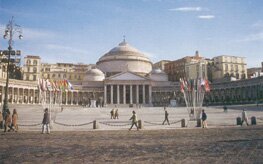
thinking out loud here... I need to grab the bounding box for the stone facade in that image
[204,76,263,105]
[0,40,177,107]
[153,60,171,71]
[164,51,203,82]
[211,55,247,81]
[23,55,41,81]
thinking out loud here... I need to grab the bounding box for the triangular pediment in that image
[108,72,149,81]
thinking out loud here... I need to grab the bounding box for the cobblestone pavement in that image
[0,126,263,163]
[6,104,263,131]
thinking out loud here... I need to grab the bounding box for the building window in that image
[33,75,36,81]
[33,60,38,65]
[47,74,50,79]
[52,74,56,78]
[26,60,31,65]
[27,67,30,72]
[33,67,37,73]
[63,74,66,78]
[26,75,29,80]
[58,74,61,78]
[225,64,228,71]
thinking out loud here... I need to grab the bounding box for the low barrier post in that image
[251,116,257,125]
[93,120,99,129]
[196,118,201,127]
[236,117,242,126]
[181,119,186,128]
[138,120,143,129]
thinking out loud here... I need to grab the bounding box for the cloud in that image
[0,24,56,41]
[198,15,215,19]
[23,27,56,41]
[142,51,160,62]
[44,44,87,55]
[235,32,263,42]
[252,20,263,28]
[169,7,203,12]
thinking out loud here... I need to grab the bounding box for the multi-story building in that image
[23,55,41,81]
[4,40,178,107]
[153,60,171,71]
[23,56,92,82]
[211,55,247,81]
[185,59,208,80]
[41,63,92,83]
[0,50,22,79]
[247,67,262,78]
[164,51,203,81]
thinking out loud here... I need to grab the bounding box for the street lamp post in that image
[2,16,23,117]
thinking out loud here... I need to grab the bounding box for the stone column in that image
[33,89,36,104]
[22,88,25,104]
[104,85,107,105]
[71,91,73,105]
[117,85,120,104]
[123,85,126,104]
[17,88,20,104]
[149,85,152,105]
[76,91,79,105]
[136,85,139,104]
[110,85,113,104]
[11,87,14,104]
[38,89,41,104]
[143,85,146,104]
[65,91,68,105]
[1,86,4,105]
[130,85,133,104]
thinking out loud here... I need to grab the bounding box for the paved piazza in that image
[4,104,263,131]
[1,105,263,163]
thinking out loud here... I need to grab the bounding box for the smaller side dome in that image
[84,68,105,81]
[149,68,168,81]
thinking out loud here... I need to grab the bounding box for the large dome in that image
[96,40,152,76]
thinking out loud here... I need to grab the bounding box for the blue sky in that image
[0,0,263,67]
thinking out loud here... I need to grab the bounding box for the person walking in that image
[0,111,3,129]
[241,109,249,126]
[4,109,12,132]
[42,108,50,134]
[11,109,18,132]
[162,107,170,125]
[129,111,139,131]
[115,109,119,119]
[110,109,115,119]
[201,109,207,128]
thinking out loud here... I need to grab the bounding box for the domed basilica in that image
[81,39,177,107]
[0,39,178,107]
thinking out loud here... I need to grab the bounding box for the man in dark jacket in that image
[162,107,170,125]
[42,108,50,134]
[201,109,207,128]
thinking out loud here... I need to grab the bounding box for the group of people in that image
[0,109,18,132]
[110,106,119,119]
[0,106,251,133]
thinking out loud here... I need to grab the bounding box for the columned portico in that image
[117,85,120,104]
[123,85,126,104]
[110,85,113,104]
[130,85,133,104]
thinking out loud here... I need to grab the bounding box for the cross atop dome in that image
[123,35,126,43]
[119,35,128,46]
